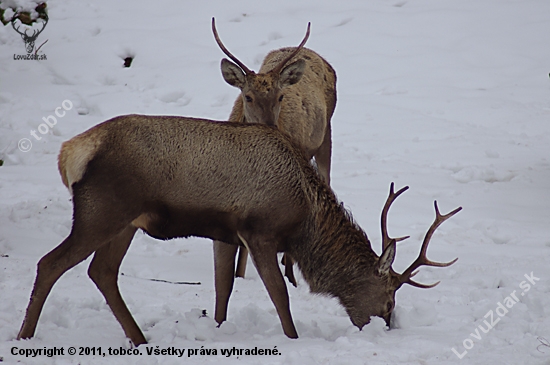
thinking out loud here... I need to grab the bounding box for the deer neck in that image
[290,181,379,298]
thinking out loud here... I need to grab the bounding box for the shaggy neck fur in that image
[288,167,380,302]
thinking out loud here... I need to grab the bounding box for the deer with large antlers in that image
[17,115,460,345]
[212,18,337,285]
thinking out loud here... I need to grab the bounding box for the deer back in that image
[58,115,312,244]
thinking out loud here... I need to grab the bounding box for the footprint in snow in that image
[158,91,191,106]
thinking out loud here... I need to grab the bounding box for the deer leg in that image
[234,246,248,278]
[282,254,297,287]
[18,187,138,341]
[17,235,91,340]
[314,121,332,185]
[213,240,238,325]
[87,225,145,345]
[17,222,128,340]
[239,232,298,338]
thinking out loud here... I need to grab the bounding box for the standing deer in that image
[212,18,337,284]
[17,115,460,346]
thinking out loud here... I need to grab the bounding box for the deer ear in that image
[280,59,306,87]
[221,58,246,88]
[377,240,396,275]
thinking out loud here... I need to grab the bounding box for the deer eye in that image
[245,95,253,103]
[278,95,284,102]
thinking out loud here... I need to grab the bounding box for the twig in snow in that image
[537,337,550,353]
[34,39,48,55]
[120,272,201,285]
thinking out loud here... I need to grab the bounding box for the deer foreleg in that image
[238,232,298,339]
[235,246,248,278]
[213,240,238,325]
[282,254,297,287]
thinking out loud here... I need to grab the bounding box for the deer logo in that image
[11,13,48,54]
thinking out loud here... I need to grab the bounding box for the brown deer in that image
[17,115,460,346]
[212,18,337,284]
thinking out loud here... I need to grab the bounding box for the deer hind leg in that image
[17,186,138,342]
[234,246,248,278]
[237,232,298,338]
[87,225,144,345]
[17,217,131,341]
[314,120,332,185]
[213,240,238,325]
[17,234,94,341]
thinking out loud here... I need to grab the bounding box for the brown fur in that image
[17,115,456,346]
[227,47,336,181]
[220,38,337,283]
[58,126,106,193]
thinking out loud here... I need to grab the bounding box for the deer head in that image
[11,14,48,54]
[345,183,461,328]
[212,18,310,127]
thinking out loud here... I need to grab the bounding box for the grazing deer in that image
[212,18,337,284]
[17,115,460,346]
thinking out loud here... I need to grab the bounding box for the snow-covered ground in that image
[1,0,550,363]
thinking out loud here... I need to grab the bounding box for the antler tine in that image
[271,22,311,75]
[11,18,23,36]
[33,15,48,38]
[406,279,441,289]
[11,13,48,39]
[381,182,410,251]
[399,201,462,287]
[211,17,253,75]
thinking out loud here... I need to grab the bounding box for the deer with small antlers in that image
[17,114,460,345]
[212,18,337,285]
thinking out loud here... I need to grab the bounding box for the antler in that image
[11,19,27,37]
[398,201,461,288]
[11,14,48,39]
[211,17,254,75]
[381,182,410,251]
[11,13,48,50]
[32,15,48,39]
[270,22,311,75]
[212,18,311,77]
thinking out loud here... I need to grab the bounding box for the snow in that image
[1,0,550,363]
